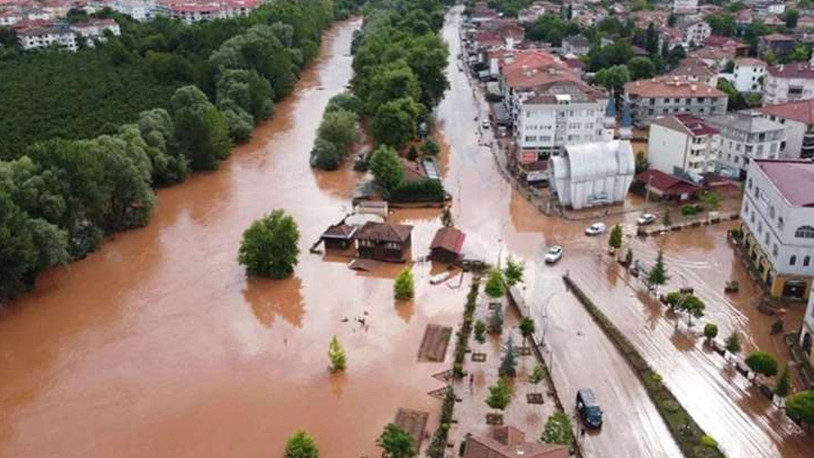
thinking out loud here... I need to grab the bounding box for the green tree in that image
[311,138,342,171]
[215,68,275,124]
[529,364,546,384]
[363,60,422,114]
[519,317,535,340]
[717,78,748,111]
[745,351,779,379]
[725,330,742,354]
[593,64,630,94]
[704,323,719,342]
[485,268,506,298]
[474,320,487,343]
[785,9,800,30]
[317,108,359,151]
[170,85,232,170]
[609,224,623,250]
[488,305,504,334]
[485,377,513,411]
[541,411,573,446]
[499,336,518,378]
[325,92,363,115]
[646,250,669,293]
[503,256,524,286]
[625,248,634,267]
[678,294,705,326]
[775,365,791,400]
[238,209,300,278]
[377,423,416,458]
[420,138,440,156]
[628,56,656,80]
[328,336,347,372]
[370,97,423,149]
[700,191,721,211]
[394,267,414,300]
[369,145,404,192]
[786,391,814,427]
[285,431,319,458]
[706,13,736,36]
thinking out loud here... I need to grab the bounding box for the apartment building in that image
[672,0,697,13]
[758,99,814,159]
[647,114,719,177]
[683,21,711,48]
[707,111,786,180]
[71,18,121,46]
[513,80,611,162]
[624,78,729,126]
[732,57,767,93]
[764,63,814,105]
[740,159,814,301]
[16,24,76,51]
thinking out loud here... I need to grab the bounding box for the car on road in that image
[481,119,490,129]
[585,222,606,236]
[637,213,657,226]
[544,245,563,264]
[576,388,603,428]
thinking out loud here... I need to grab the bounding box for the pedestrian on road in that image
[580,427,586,441]
[469,373,474,394]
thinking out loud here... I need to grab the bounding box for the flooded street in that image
[1,8,813,458]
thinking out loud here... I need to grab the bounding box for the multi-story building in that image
[740,159,814,301]
[157,0,259,24]
[683,21,711,48]
[647,114,719,177]
[513,79,611,163]
[71,18,120,46]
[16,24,76,51]
[707,111,786,179]
[764,63,814,105]
[758,99,814,160]
[624,78,728,126]
[111,0,156,21]
[732,57,767,93]
[561,35,591,56]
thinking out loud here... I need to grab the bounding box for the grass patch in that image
[563,275,725,458]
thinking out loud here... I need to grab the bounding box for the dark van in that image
[576,388,603,428]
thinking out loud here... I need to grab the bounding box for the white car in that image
[481,119,490,129]
[637,213,657,226]
[545,245,563,264]
[585,222,606,236]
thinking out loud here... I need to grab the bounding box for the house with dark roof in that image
[758,34,796,60]
[355,222,413,262]
[429,227,466,263]
[757,99,814,160]
[635,169,701,201]
[463,425,569,458]
[647,114,719,178]
[320,223,358,250]
[740,159,814,303]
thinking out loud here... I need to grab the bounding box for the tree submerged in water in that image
[328,336,347,372]
[377,423,416,458]
[499,335,518,378]
[285,430,319,458]
[238,209,299,279]
[394,267,414,300]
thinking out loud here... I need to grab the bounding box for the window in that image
[748,178,753,189]
[791,255,797,266]
[769,206,775,219]
[778,217,784,230]
[773,244,778,257]
[765,232,770,245]
[796,226,814,239]
[805,256,811,267]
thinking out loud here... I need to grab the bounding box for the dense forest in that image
[0,0,363,301]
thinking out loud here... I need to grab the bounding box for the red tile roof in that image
[754,160,814,207]
[767,62,814,79]
[501,51,576,89]
[636,169,701,196]
[464,426,569,458]
[758,99,814,125]
[430,227,466,254]
[736,57,767,67]
[624,78,725,98]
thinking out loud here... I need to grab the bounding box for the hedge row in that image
[563,275,725,458]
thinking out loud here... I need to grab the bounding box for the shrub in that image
[725,330,742,354]
[389,179,445,203]
[474,320,487,343]
[503,256,524,286]
[420,138,440,155]
[394,268,414,300]
[681,204,698,216]
[703,323,718,342]
[328,336,347,372]
[485,269,505,298]
[529,364,547,384]
[485,377,513,410]
[311,138,342,170]
[238,210,299,278]
[285,430,319,458]
[540,411,573,446]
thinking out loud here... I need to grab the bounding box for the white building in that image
[732,57,767,93]
[647,114,719,177]
[111,0,156,21]
[707,111,786,179]
[673,0,698,13]
[549,140,635,209]
[157,0,259,24]
[758,99,814,160]
[71,19,121,46]
[683,21,711,48]
[514,80,611,163]
[561,35,591,57]
[16,24,76,51]
[765,63,814,105]
[0,10,24,26]
[740,159,814,302]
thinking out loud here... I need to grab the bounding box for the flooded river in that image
[1,9,813,458]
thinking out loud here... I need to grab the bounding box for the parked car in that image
[481,119,490,129]
[637,213,656,226]
[544,245,563,264]
[576,388,603,428]
[585,222,606,236]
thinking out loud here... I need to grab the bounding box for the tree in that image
[541,411,573,446]
[704,323,719,343]
[215,69,275,124]
[317,109,359,152]
[529,364,546,384]
[700,191,721,211]
[646,250,669,293]
[644,23,660,55]
[628,56,656,80]
[503,256,524,286]
[745,351,779,379]
[311,138,342,171]
[485,268,506,298]
[285,431,319,458]
[369,97,423,149]
[170,85,232,170]
[326,92,363,115]
[725,330,742,354]
[624,248,634,267]
[485,377,513,411]
[706,13,736,36]
[499,336,518,378]
[369,145,404,192]
[519,317,535,340]
[376,423,416,458]
[662,211,672,227]
[609,224,623,250]
[717,78,748,111]
[394,267,414,300]
[775,365,791,401]
[238,210,300,278]
[474,320,487,343]
[786,391,814,427]
[678,294,705,326]
[328,336,347,372]
[785,9,800,30]
[420,138,440,156]
[593,65,630,94]
[488,305,504,334]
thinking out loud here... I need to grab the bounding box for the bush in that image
[703,323,718,342]
[699,435,717,448]
[529,364,547,384]
[540,411,573,446]
[311,138,342,170]
[485,269,505,298]
[681,204,698,216]
[420,138,440,155]
[285,430,319,458]
[394,267,414,300]
[485,377,513,410]
[328,336,347,372]
[474,320,487,343]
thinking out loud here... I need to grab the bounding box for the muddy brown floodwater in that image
[2,8,813,458]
